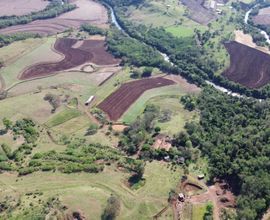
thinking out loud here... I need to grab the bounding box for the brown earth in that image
[97,77,175,121]
[234,30,270,54]
[20,38,120,80]
[253,7,270,25]
[0,0,49,16]
[180,0,216,25]
[223,41,270,88]
[0,0,108,36]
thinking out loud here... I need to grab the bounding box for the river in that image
[105,2,244,98]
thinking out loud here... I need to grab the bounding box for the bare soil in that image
[253,7,270,25]
[20,38,120,80]
[223,41,270,88]
[180,0,216,25]
[97,77,175,121]
[0,0,108,36]
[0,0,49,16]
[234,30,270,54]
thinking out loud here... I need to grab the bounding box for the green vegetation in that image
[107,29,164,67]
[186,87,270,219]
[45,108,81,128]
[0,32,40,48]
[81,24,106,35]
[192,203,208,220]
[0,1,76,29]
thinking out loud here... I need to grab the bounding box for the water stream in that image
[245,5,270,44]
[105,2,244,98]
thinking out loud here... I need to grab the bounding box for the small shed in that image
[164,156,170,162]
[85,95,94,106]
[178,193,185,202]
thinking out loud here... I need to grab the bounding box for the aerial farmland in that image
[0,0,269,219]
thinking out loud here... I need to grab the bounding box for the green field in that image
[120,84,198,128]
[45,108,81,128]
[0,161,181,219]
[0,37,61,89]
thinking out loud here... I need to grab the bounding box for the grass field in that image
[45,108,82,128]
[149,96,198,135]
[120,84,198,127]
[166,24,207,38]
[192,203,208,220]
[0,161,182,219]
[0,37,61,88]
[125,0,207,30]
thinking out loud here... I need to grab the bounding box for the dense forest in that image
[184,88,270,219]
[0,1,76,29]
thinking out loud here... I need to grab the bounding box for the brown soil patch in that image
[112,124,128,132]
[0,0,108,36]
[180,0,216,25]
[0,0,49,16]
[164,74,201,93]
[184,183,203,193]
[253,7,270,25]
[97,77,175,121]
[234,30,270,54]
[223,41,270,88]
[20,38,120,80]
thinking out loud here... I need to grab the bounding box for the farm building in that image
[85,95,95,106]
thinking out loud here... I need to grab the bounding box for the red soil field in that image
[20,38,119,80]
[97,77,175,121]
[0,0,108,36]
[223,41,270,88]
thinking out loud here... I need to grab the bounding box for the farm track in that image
[20,38,119,80]
[97,77,175,121]
[0,73,5,92]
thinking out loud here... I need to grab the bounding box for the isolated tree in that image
[2,118,12,131]
[85,124,98,136]
[102,195,121,220]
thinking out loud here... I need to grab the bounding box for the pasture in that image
[0,161,181,219]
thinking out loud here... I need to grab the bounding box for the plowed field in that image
[0,0,108,36]
[0,0,48,16]
[223,41,270,88]
[97,77,175,121]
[20,38,119,80]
